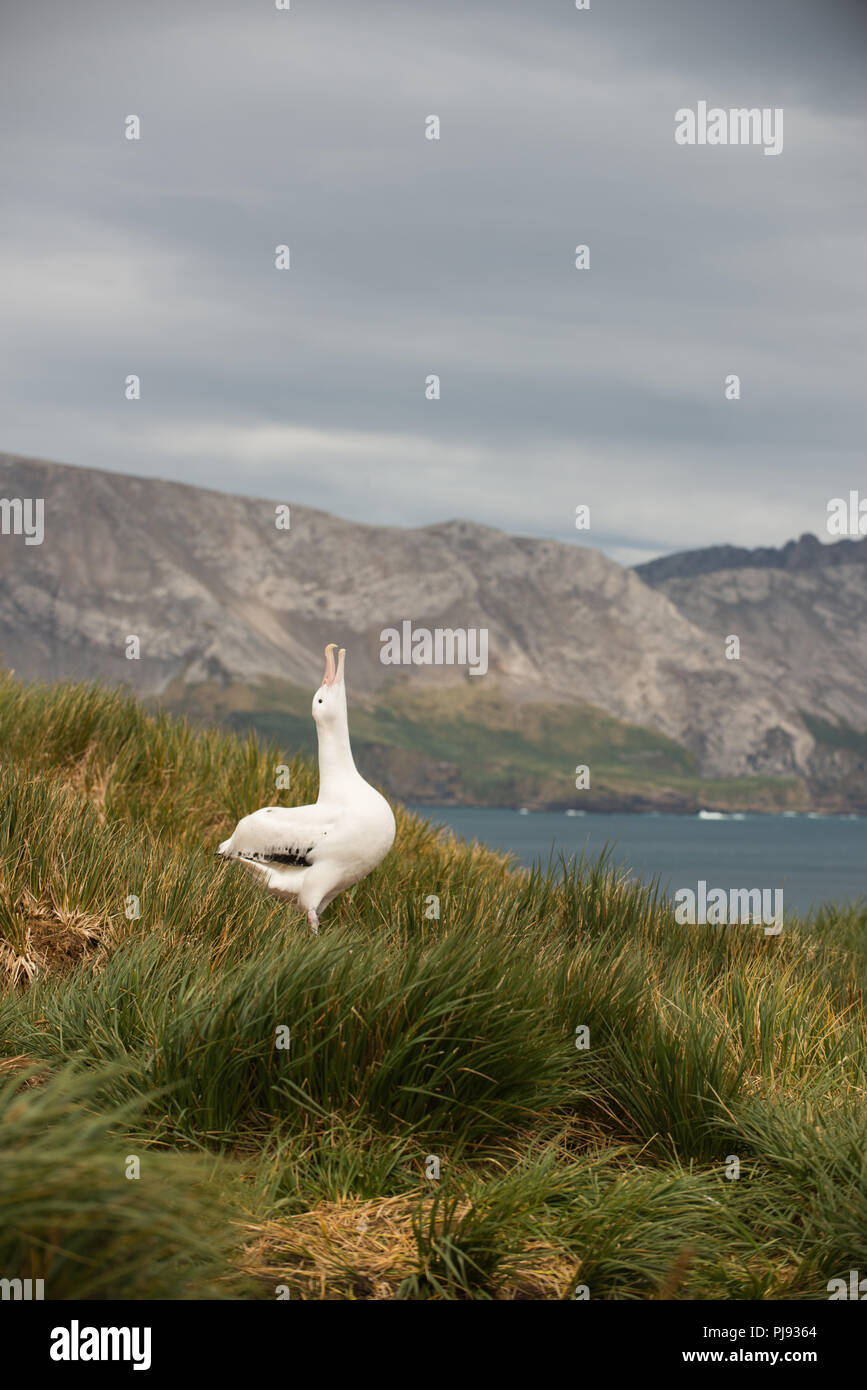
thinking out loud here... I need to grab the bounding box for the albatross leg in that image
[307,909,320,937]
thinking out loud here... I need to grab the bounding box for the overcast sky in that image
[2,0,865,563]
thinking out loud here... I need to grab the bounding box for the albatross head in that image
[312,642,348,726]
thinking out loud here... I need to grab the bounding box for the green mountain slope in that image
[160,677,807,813]
[0,674,866,1299]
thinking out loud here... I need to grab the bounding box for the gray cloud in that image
[1,0,865,562]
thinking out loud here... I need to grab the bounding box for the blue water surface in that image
[409,806,867,916]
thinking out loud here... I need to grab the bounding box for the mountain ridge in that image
[635,531,867,586]
[1,451,864,811]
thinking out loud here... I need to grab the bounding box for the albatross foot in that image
[307,910,320,937]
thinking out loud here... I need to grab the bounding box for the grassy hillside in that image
[162,676,808,813]
[0,674,866,1300]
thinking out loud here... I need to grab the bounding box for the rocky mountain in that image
[0,452,864,811]
[636,531,867,586]
[644,566,867,734]
[635,551,867,812]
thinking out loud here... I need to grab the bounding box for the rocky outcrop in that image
[3,451,863,793]
[636,531,867,586]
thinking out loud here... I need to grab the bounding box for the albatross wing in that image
[218,803,336,868]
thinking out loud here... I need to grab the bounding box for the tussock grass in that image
[0,1063,245,1299]
[0,673,865,1298]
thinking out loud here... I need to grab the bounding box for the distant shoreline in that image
[410,803,867,821]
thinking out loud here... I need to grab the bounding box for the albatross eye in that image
[318,698,323,704]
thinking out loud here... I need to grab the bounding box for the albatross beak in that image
[322,643,338,686]
[336,648,346,685]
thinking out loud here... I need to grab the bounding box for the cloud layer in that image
[2,0,865,562]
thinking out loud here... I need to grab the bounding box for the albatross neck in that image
[316,710,357,796]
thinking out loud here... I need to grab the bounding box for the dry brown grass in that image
[0,1054,49,1087]
[242,1196,421,1299]
[240,1195,577,1300]
[62,741,111,823]
[0,896,112,986]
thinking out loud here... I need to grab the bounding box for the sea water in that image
[410,807,867,917]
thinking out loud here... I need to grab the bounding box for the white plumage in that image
[217,644,395,935]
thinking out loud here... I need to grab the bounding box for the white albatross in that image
[216,644,395,935]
